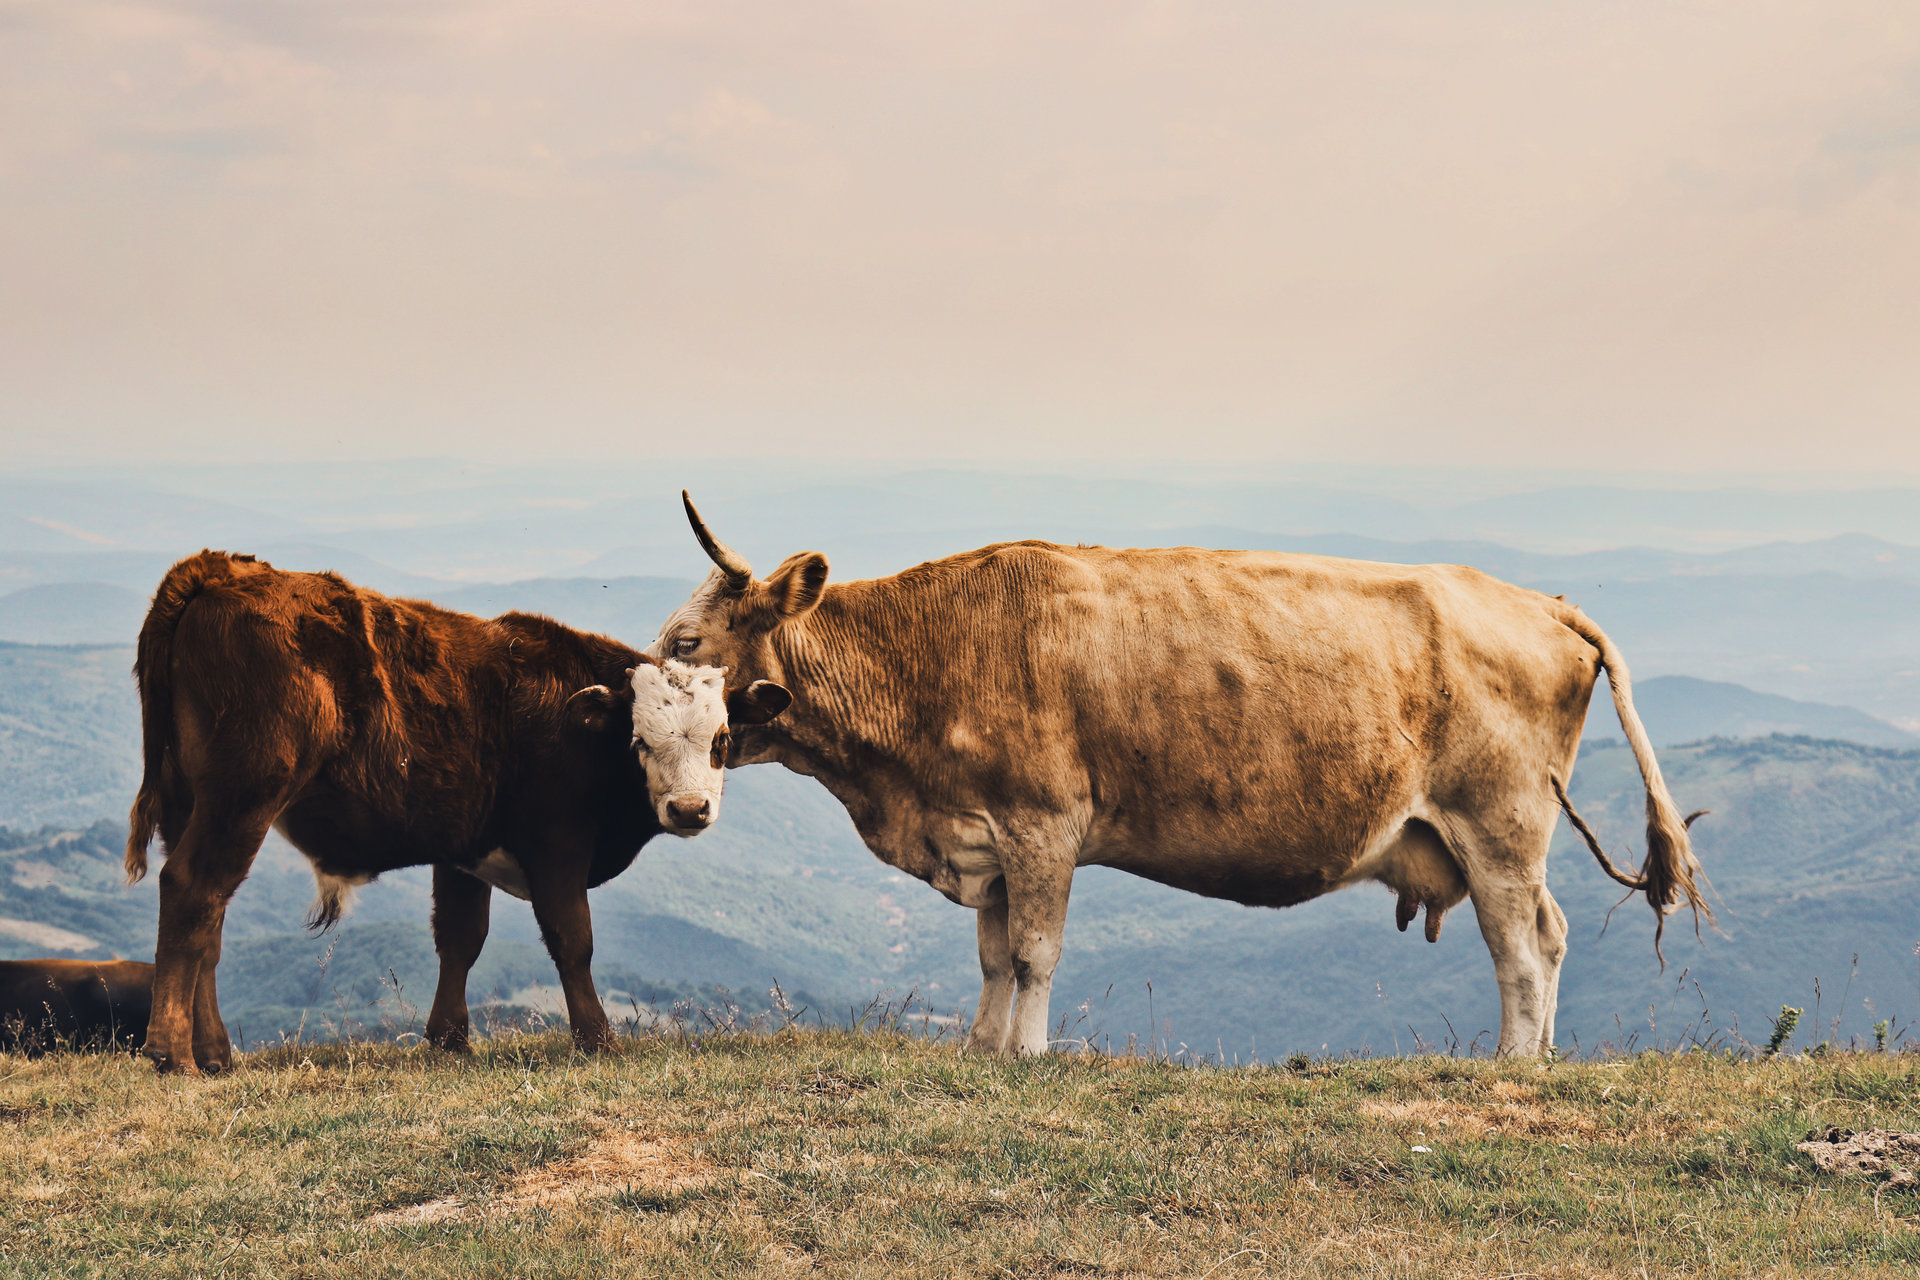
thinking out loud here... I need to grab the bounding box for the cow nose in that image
[667,796,712,829]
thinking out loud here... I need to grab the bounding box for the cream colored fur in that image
[654,536,1707,1058]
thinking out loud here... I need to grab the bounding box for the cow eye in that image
[671,636,700,658]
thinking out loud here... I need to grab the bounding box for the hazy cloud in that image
[2,0,1916,473]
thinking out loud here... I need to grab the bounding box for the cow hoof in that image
[146,1053,199,1077]
[425,1023,473,1053]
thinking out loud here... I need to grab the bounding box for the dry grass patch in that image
[366,1124,723,1226]
[4,1033,1919,1278]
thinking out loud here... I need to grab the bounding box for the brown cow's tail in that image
[1554,605,1712,963]
[126,550,253,883]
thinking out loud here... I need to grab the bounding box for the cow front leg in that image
[523,855,615,1052]
[425,865,492,1051]
[1004,857,1074,1057]
[965,898,1016,1054]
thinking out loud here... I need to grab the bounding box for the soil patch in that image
[1796,1128,1920,1187]
[365,1126,722,1226]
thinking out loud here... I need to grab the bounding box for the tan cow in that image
[653,495,1708,1058]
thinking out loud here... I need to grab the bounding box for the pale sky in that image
[3,1,1917,473]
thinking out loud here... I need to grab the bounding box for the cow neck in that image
[762,576,929,780]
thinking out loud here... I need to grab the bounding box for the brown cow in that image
[126,551,790,1074]
[651,495,1708,1058]
[0,959,153,1054]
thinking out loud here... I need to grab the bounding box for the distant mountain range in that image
[1581,675,1916,750]
[2,463,1916,1054]
[7,468,1920,729]
[2,640,1916,1056]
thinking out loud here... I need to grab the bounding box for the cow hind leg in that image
[425,865,492,1051]
[1440,806,1564,1058]
[1464,876,1558,1057]
[1536,886,1569,1048]
[965,897,1016,1055]
[148,801,278,1074]
[192,928,231,1072]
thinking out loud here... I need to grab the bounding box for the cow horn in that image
[682,490,753,589]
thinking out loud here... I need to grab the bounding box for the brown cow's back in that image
[142,553,644,885]
[0,959,153,1053]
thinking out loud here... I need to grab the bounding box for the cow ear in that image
[761,552,828,621]
[727,680,792,726]
[566,684,630,739]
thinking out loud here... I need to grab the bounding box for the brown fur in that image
[126,550,666,1073]
[657,515,1708,1059]
[0,959,153,1054]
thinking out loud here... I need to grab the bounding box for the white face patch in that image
[628,659,731,836]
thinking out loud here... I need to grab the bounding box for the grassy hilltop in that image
[3,1032,1918,1278]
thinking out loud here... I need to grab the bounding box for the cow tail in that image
[1555,605,1712,963]
[127,550,246,883]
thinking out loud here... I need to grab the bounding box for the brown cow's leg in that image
[191,924,232,1073]
[425,866,492,1051]
[524,856,614,1052]
[148,805,275,1074]
[965,899,1016,1055]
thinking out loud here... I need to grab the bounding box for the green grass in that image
[3,1032,1918,1277]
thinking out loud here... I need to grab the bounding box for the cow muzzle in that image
[663,794,715,834]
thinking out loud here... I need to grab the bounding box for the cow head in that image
[647,493,829,740]
[568,658,792,835]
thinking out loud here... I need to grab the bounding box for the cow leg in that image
[148,803,276,1074]
[1467,874,1562,1057]
[1536,886,1570,1049]
[965,898,1016,1054]
[191,925,231,1073]
[425,865,492,1051]
[523,855,615,1052]
[1003,848,1076,1057]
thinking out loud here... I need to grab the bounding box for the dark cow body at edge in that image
[124,550,785,1075]
[0,959,154,1054]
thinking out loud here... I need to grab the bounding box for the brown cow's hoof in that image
[569,1018,618,1053]
[146,1052,200,1076]
[425,1021,474,1052]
